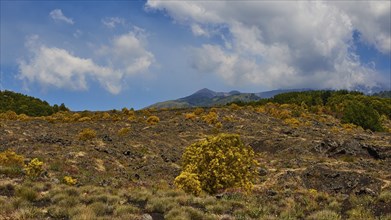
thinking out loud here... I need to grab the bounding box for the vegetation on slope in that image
[373,91,391,98]
[0,90,69,116]
[1,103,391,219]
[232,90,391,131]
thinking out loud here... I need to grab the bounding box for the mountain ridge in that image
[147,88,312,109]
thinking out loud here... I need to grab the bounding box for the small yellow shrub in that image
[118,128,131,136]
[101,112,111,120]
[284,118,300,128]
[202,112,218,125]
[78,128,97,141]
[111,114,122,121]
[223,116,235,122]
[146,116,160,125]
[78,117,91,122]
[0,149,25,167]
[193,108,204,115]
[215,122,223,129]
[63,176,77,185]
[176,134,258,194]
[17,114,30,121]
[184,113,197,121]
[256,106,266,113]
[278,109,292,119]
[127,115,136,121]
[229,103,240,110]
[342,123,357,131]
[0,111,18,120]
[71,113,82,121]
[209,108,218,113]
[24,158,44,179]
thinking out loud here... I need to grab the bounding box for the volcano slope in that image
[0,105,390,220]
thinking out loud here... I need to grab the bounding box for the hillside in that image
[0,90,69,116]
[1,101,390,219]
[148,88,261,109]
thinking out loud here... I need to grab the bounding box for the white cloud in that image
[102,17,125,28]
[191,24,209,37]
[18,32,154,94]
[96,28,155,76]
[49,9,74,25]
[73,30,83,38]
[147,1,388,90]
[330,1,391,54]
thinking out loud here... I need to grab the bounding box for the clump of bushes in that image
[146,116,160,125]
[0,149,25,167]
[284,118,301,128]
[193,108,204,115]
[341,100,384,131]
[0,149,25,176]
[78,128,97,141]
[175,133,258,195]
[0,110,18,120]
[184,113,197,121]
[202,112,218,125]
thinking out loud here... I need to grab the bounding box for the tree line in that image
[0,90,69,116]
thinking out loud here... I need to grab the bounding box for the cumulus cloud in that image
[18,32,154,94]
[49,9,74,24]
[102,17,125,28]
[330,1,391,54]
[147,1,388,90]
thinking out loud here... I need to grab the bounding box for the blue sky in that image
[1,1,390,110]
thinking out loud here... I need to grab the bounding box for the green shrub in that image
[342,100,383,131]
[175,134,258,194]
[307,210,341,220]
[15,186,38,202]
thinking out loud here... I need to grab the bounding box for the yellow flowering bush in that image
[202,112,218,125]
[24,158,44,179]
[184,113,197,121]
[175,134,258,194]
[78,128,97,141]
[78,117,91,122]
[284,118,301,128]
[146,115,160,125]
[0,149,25,167]
[63,176,77,185]
[193,108,204,115]
[174,171,202,196]
[118,127,131,136]
[0,150,25,176]
[0,111,18,120]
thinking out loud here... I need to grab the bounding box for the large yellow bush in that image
[175,134,258,195]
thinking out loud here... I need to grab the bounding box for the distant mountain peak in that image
[229,90,241,95]
[192,88,217,98]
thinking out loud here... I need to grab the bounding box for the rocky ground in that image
[0,106,390,219]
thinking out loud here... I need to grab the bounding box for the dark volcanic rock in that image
[313,138,389,160]
[302,165,382,195]
[36,135,72,146]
